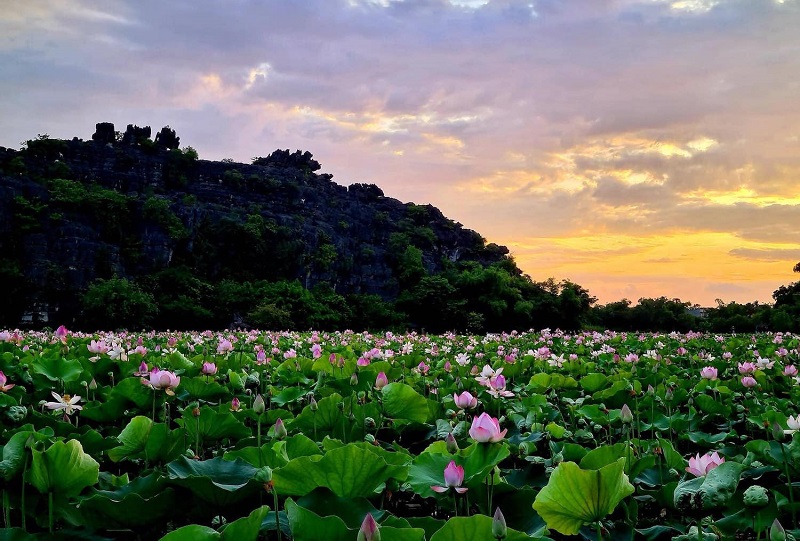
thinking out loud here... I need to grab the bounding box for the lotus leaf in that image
[532,458,634,535]
[30,439,99,498]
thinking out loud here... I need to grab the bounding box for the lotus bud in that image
[492,507,507,540]
[445,432,459,454]
[647,384,654,396]
[254,466,273,484]
[620,404,633,424]
[309,396,318,411]
[231,397,241,412]
[772,422,785,442]
[253,394,266,415]
[89,378,97,390]
[357,513,381,541]
[350,373,359,386]
[770,518,786,541]
[273,418,287,439]
[375,372,389,390]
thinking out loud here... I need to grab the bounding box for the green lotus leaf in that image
[579,443,629,470]
[0,431,34,481]
[673,461,745,511]
[381,383,429,424]
[30,439,99,498]
[297,488,384,529]
[177,377,231,402]
[428,515,530,541]
[78,473,174,528]
[272,444,407,498]
[285,497,350,541]
[532,458,634,535]
[166,456,261,506]
[580,373,608,393]
[108,416,185,463]
[159,525,219,541]
[270,386,307,406]
[223,442,288,469]
[31,356,84,382]
[408,442,510,498]
[289,393,345,437]
[219,505,270,540]
[176,406,250,444]
[322,439,411,468]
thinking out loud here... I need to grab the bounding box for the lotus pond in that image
[0,327,799,540]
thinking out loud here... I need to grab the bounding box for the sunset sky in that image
[2,0,799,306]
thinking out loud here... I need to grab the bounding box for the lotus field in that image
[1,328,799,540]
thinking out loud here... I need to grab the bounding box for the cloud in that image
[730,248,800,262]
[1,0,799,305]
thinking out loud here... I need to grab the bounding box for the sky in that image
[2,0,799,307]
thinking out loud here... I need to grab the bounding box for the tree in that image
[81,277,157,329]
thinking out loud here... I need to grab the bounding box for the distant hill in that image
[0,123,595,331]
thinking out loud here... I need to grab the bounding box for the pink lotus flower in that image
[357,513,380,541]
[738,362,756,375]
[431,460,468,494]
[55,325,69,342]
[783,365,798,377]
[357,357,371,367]
[741,376,758,388]
[453,391,478,410]
[686,451,725,477]
[310,344,322,359]
[487,375,514,398]
[201,362,217,375]
[700,366,718,380]
[469,412,507,443]
[143,368,181,395]
[375,372,389,390]
[87,340,109,354]
[217,339,234,355]
[0,371,15,392]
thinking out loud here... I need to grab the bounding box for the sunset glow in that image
[2,0,799,306]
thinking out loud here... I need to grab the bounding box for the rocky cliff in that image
[0,123,512,328]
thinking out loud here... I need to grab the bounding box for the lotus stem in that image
[779,442,797,525]
[48,491,53,533]
[273,488,282,541]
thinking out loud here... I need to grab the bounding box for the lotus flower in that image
[431,460,468,493]
[231,397,241,412]
[686,451,725,477]
[44,391,82,415]
[0,371,15,392]
[201,362,217,375]
[787,415,800,431]
[453,391,478,409]
[741,376,758,388]
[143,368,180,395]
[375,372,389,390]
[700,366,718,380]
[469,412,507,443]
[783,365,798,377]
[738,362,756,374]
